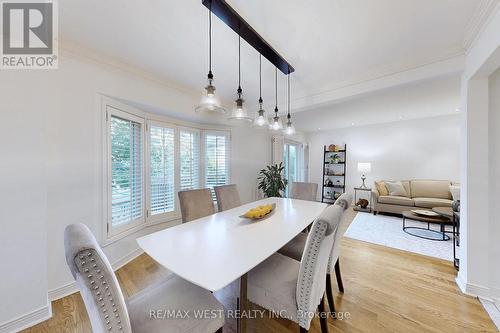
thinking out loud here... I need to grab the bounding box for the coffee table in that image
[432,206,460,270]
[402,210,451,241]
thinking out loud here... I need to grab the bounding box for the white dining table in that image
[137,197,327,333]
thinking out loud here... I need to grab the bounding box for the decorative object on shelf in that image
[356,199,369,209]
[270,67,283,131]
[257,162,288,198]
[253,54,269,128]
[228,34,252,122]
[330,154,341,164]
[196,3,225,113]
[283,72,295,135]
[322,144,347,203]
[357,162,371,189]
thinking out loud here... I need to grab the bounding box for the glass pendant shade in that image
[228,96,252,122]
[284,119,296,135]
[269,112,283,131]
[195,79,225,113]
[253,108,269,127]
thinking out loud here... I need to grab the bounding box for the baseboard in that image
[455,275,496,300]
[48,247,144,301]
[0,304,52,333]
[480,298,500,330]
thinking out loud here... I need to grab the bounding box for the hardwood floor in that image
[24,209,497,333]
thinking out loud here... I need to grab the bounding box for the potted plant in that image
[257,162,288,197]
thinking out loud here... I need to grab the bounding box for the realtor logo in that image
[1,0,58,69]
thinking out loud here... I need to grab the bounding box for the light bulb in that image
[195,80,225,113]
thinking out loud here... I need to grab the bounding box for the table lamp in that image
[357,162,371,189]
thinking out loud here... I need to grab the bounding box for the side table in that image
[353,187,373,213]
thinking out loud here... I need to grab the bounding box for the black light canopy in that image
[202,0,295,75]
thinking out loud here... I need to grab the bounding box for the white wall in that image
[0,71,50,327]
[457,3,500,312]
[0,50,271,329]
[307,116,460,201]
[488,68,500,302]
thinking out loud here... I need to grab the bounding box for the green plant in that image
[257,162,288,198]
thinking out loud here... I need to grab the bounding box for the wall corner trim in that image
[0,304,52,333]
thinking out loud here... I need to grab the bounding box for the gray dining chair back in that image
[289,182,318,201]
[65,223,132,333]
[329,193,352,272]
[178,188,215,223]
[214,184,241,211]
[296,204,343,329]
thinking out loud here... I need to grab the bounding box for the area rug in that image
[344,213,454,261]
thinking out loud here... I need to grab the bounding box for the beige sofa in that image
[372,180,454,215]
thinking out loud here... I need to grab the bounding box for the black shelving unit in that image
[321,145,347,203]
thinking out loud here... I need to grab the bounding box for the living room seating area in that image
[372,180,459,215]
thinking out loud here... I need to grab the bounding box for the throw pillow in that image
[375,181,389,196]
[385,181,407,197]
[449,185,460,201]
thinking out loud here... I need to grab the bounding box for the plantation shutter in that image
[110,115,143,227]
[179,129,200,191]
[204,131,230,198]
[149,125,175,215]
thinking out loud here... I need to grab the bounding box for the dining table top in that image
[137,197,328,292]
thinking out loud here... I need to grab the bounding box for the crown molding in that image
[291,54,464,113]
[463,0,500,52]
[59,39,199,99]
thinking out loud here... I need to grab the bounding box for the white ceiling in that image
[60,0,494,116]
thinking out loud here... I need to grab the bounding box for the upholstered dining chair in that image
[214,184,241,212]
[289,182,319,201]
[64,223,224,333]
[245,204,345,333]
[278,193,352,315]
[178,188,215,223]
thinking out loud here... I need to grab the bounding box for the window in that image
[179,129,200,191]
[149,124,176,216]
[204,131,230,198]
[107,106,145,236]
[283,141,303,197]
[104,98,231,241]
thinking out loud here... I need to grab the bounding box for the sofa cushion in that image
[375,181,389,196]
[410,180,452,199]
[413,197,453,208]
[378,196,415,206]
[385,181,408,197]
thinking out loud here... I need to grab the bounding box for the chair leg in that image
[335,259,344,293]
[317,295,329,333]
[325,274,336,316]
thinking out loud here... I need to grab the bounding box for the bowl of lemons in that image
[240,203,276,220]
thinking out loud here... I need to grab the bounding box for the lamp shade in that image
[357,162,371,174]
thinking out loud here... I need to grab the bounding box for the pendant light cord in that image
[207,2,213,80]
[259,54,262,101]
[274,67,278,115]
[238,34,241,93]
[287,73,291,119]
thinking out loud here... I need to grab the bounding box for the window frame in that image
[104,103,146,241]
[202,130,231,197]
[145,119,181,225]
[102,97,232,244]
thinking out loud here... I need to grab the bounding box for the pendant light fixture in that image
[253,54,269,128]
[284,71,296,135]
[270,67,283,131]
[228,34,252,122]
[195,3,225,114]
